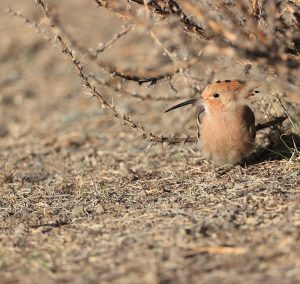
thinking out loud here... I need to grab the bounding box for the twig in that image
[129,0,206,38]
[89,25,134,58]
[88,73,194,101]
[255,115,287,131]
[30,220,69,228]
[130,0,300,69]
[35,0,180,85]
[10,3,197,88]
[90,1,202,84]
[7,8,55,45]
[111,70,175,86]
[97,57,201,86]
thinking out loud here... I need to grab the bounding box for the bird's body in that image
[198,104,255,165]
[165,80,257,165]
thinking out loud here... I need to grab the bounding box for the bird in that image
[165,79,259,165]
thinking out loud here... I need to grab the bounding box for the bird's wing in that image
[243,105,256,139]
[196,107,205,140]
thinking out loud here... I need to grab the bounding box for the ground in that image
[0,1,300,284]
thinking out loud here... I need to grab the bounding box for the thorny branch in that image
[8,0,296,147]
[111,70,176,86]
[90,25,134,58]
[8,4,198,96]
[34,0,194,87]
[7,8,55,45]
[255,115,287,131]
[90,0,203,85]
[125,0,300,69]
[95,0,206,38]
[29,0,194,145]
[88,73,195,101]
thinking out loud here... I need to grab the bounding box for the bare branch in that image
[16,1,192,145]
[88,73,195,101]
[129,0,300,69]
[255,116,287,131]
[7,8,55,45]
[89,25,134,59]
[129,0,206,38]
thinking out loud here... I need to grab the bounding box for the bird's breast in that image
[199,107,255,165]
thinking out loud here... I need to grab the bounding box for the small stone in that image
[72,205,85,216]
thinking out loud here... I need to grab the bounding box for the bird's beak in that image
[164,98,198,113]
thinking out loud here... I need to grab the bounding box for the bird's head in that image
[165,80,259,114]
[201,80,259,112]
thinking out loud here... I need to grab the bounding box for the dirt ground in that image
[1,1,300,283]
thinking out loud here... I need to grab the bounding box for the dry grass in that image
[1,0,300,283]
[0,161,16,184]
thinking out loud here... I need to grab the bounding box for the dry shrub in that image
[0,160,16,185]
[8,0,300,157]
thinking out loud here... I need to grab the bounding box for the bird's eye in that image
[213,93,220,98]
